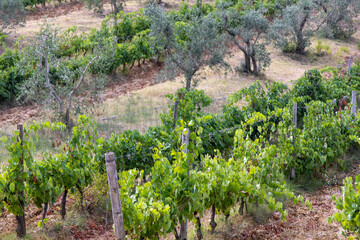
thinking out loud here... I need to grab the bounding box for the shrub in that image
[315,40,331,56]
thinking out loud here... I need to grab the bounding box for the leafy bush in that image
[291,69,328,103]
[0,48,29,102]
[294,101,355,176]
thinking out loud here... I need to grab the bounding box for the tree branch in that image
[223,15,247,54]
[44,51,63,112]
[65,56,97,123]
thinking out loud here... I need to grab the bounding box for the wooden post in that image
[351,90,357,116]
[348,58,352,76]
[105,152,126,240]
[16,124,26,238]
[173,100,179,128]
[182,128,190,155]
[179,128,190,240]
[290,103,297,180]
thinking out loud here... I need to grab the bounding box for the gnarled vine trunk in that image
[210,204,217,234]
[60,189,68,220]
[15,213,26,238]
[194,211,203,240]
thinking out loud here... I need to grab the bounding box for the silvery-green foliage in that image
[221,7,270,74]
[84,0,104,14]
[18,24,72,104]
[18,24,104,123]
[0,0,26,32]
[146,4,227,90]
[316,0,360,39]
[85,0,124,15]
[270,0,319,54]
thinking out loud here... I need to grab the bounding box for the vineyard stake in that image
[16,124,26,238]
[105,152,126,240]
[351,91,357,116]
[179,128,190,240]
[173,100,179,128]
[290,103,297,180]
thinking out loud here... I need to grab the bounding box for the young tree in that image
[270,0,323,54]
[221,8,270,75]
[18,24,101,129]
[146,5,227,91]
[315,0,360,38]
[0,0,26,32]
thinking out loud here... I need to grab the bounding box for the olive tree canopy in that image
[146,4,228,91]
[0,0,26,32]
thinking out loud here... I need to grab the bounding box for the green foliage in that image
[221,7,271,74]
[0,33,8,44]
[330,128,360,238]
[293,101,354,176]
[330,176,360,238]
[95,129,165,175]
[84,0,124,15]
[319,0,360,39]
[341,46,349,53]
[0,0,26,31]
[0,121,65,217]
[146,4,227,90]
[291,69,328,103]
[0,115,97,234]
[315,40,331,56]
[0,48,29,102]
[270,0,319,54]
[84,0,104,14]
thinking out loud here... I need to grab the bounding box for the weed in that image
[336,50,342,64]
[315,40,331,56]
[340,46,349,53]
[282,42,297,53]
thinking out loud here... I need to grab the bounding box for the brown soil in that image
[26,1,86,21]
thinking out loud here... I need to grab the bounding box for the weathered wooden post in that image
[290,103,297,180]
[173,100,179,128]
[16,124,26,238]
[182,128,190,155]
[351,90,357,116]
[105,152,126,240]
[178,128,190,240]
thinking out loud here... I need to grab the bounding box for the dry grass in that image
[96,31,360,135]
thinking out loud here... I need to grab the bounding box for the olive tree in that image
[146,4,227,91]
[18,24,102,129]
[221,7,270,75]
[315,0,360,39]
[85,0,124,15]
[0,0,26,32]
[270,0,324,54]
